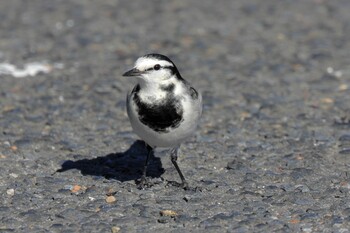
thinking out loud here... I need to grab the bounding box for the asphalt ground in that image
[1,0,350,232]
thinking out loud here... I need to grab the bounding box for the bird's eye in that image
[154,64,161,70]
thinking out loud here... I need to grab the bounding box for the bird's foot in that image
[166,180,201,191]
[137,177,153,190]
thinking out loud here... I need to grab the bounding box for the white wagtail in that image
[123,53,202,189]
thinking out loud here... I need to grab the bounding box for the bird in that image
[123,53,202,189]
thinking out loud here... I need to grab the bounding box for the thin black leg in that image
[170,147,188,189]
[139,144,153,189]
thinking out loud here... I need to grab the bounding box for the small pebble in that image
[106,196,117,203]
[334,70,343,78]
[111,226,121,233]
[289,219,300,224]
[160,210,178,217]
[6,189,15,196]
[240,111,251,121]
[302,227,313,233]
[106,188,117,196]
[3,106,15,112]
[71,185,82,193]
[9,173,18,178]
[320,98,334,104]
[326,67,334,74]
[339,84,348,91]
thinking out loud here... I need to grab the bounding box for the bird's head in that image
[123,54,181,83]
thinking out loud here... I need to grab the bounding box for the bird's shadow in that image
[56,140,165,182]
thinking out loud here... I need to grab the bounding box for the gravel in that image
[1,0,350,232]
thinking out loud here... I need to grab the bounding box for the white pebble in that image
[6,189,15,196]
[334,70,343,78]
[326,67,334,74]
[9,173,18,178]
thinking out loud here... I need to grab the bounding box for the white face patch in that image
[134,57,173,72]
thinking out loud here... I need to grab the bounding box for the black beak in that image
[123,68,142,77]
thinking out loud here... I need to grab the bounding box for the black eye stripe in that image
[144,65,174,72]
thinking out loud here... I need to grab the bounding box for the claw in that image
[137,177,153,189]
[181,181,189,190]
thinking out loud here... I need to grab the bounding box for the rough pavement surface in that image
[1,0,350,232]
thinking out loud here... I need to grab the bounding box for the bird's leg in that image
[139,144,153,189]
[170,147,188,189]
